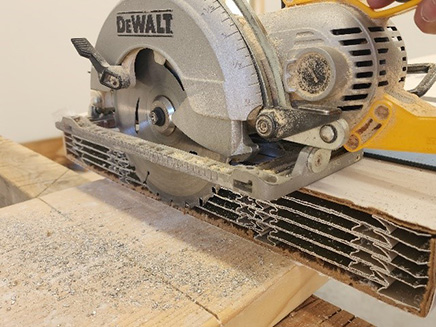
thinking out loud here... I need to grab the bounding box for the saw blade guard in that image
[90,0,263,159]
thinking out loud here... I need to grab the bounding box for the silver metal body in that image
[75,0,406,205]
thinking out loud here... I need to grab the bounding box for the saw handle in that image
[345,64,436,154]
[283,0,421,18]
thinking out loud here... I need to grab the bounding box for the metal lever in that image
[407,63,436,97]
[256,103,341,140]
[71,38,131,90]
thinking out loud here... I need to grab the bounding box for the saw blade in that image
[115,49,223,207]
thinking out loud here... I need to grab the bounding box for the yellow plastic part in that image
[283,0,421,19]
[345,90,436,154]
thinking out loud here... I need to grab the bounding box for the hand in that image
[367,0,436,34]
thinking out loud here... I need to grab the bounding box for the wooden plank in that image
[21,137,69,167]
[0,179,327,327]
[0,136,100,208]
[277,296,373,327]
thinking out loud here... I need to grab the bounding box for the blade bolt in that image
[256,115,276,138]
[150,107,166,127]
[320,125,337,144]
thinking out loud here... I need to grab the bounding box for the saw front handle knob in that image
[283,0,422,18]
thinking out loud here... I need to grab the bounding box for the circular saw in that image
[61,0,436,207]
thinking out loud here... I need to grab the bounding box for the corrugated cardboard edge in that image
[421,238,436,316]
[190,209,436,318]
[297,187,436,316]
[300,188,436,235]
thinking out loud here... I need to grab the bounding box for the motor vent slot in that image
[343,94,368,101]
[339,105,364,111]
[356,60,373,68]
[374,37,390,43]
[369,25,408,86]
[368,26,384,32]
[329,27,374,112]
[356,72,373,78]
[331,27,362,35]
[352,83,372,90]
[340,38,368,46]
[350,49,371,56]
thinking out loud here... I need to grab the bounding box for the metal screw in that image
[89,91,103,118]
[307,148,331,173]
[110,76,120,89]
[320,125,337,144]
[150,112,158,124]
[374,105,389,121]
[256,115,275,138]
[346,134,360,151]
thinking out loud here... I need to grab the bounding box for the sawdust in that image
[0,184,298,325]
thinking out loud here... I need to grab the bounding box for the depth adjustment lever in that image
[71,38,130,90]
[255,103,342,140]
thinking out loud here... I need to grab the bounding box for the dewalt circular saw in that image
[58,0,436,207]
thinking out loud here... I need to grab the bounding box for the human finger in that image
[367,0,396,9]
[414,0,436,34]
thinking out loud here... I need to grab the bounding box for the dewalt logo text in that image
[117,10,173,37]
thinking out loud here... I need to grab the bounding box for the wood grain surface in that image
[278,296,373,327]
[0,178,328,327]
[0,136,98,207]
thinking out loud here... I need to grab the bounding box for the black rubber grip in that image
[71,38,95,59]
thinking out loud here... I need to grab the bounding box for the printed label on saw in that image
[116,10,173,37]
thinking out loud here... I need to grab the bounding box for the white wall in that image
[1,1,435,143]
[0,0,119,143]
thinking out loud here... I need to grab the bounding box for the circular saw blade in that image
[115,49,222,207]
